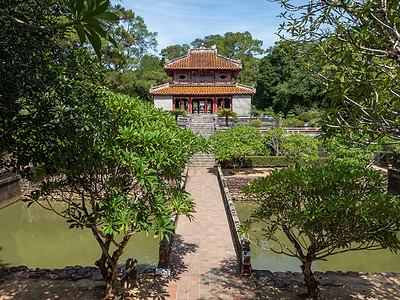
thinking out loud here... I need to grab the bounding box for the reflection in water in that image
[234,201,400,273]
[0,201,159,269]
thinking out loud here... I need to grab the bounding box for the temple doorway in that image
[192,98,214,114]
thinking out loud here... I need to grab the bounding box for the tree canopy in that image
[275,0,400,145]
[244,162,400,299]
[26,93,208,298]
[253,42,324,114]
[210,126,269,168]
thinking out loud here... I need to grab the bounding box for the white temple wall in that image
[154,96,173,111]
[232,95,251,116]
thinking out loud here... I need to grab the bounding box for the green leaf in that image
[87,0,109,17]
[96,12,119,21]
[85,28,102,59]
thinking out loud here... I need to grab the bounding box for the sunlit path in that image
[153,166,257,299]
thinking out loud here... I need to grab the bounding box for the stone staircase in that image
[188,115,216,166]
[189,151,216,166]
[189,115,215,137]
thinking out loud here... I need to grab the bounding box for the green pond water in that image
[234,201,400,273]
[0,201,159,269]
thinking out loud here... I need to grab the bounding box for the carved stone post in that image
[241,238,251,276]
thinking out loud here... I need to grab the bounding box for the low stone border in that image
[0,265,103,281]
[253,269,400,289]
[216,164,251,276]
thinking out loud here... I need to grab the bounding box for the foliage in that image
[253,42,324,114]
[262,128,286,156]
[243,155,327,168]
[25,93,208,298]
[243,156,294,167]
[283,117,302,127]
[321,138,375,167]
[281,134,320,164]
[231,116,241,123]
[299,111,312,122]
[276,0,400,146]
[0,0,118,59]
[101,6,167,100]
[210,126,269,168]
[248,120,263,127]
[217,108,237,127]
[0,0,107,171]
[170,109,188,120]
[161,44,190,61]
[244,162,400,299]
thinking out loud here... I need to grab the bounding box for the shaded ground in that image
[1,269,400,299]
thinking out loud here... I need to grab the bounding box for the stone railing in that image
[216,165,251,276]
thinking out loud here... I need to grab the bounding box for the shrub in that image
[231,116,241,123]
[210,126,269,168]
[299,111,313,122]
[248,119,263,127]
[243,156,294,167]
[283,117,302,127]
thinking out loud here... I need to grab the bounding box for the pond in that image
[234,200,400,273]
[0,201,159,269]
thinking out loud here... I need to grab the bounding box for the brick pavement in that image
[152,167,257,300]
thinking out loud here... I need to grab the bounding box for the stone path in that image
[152,166,257,299]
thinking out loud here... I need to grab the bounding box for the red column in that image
[188,97,192,114]
[213,96,217,114]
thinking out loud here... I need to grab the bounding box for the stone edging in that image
[216,164,251,276]
[253,269,400,290]
[0,265,103,281]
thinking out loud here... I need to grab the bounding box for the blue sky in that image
[113,0,284,53]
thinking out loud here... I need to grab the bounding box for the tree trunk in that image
[225,116,228,127]
[104,261,118,300]
[301,259,320,299]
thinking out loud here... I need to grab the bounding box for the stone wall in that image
[232,95,251,116]
[0,172,21,209]
[154,96,173,111]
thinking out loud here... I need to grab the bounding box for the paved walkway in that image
[152,167,257,299]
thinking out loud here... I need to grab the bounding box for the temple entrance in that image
[217,98,231,110]
[192,98,214,114]
[174,98,188,111]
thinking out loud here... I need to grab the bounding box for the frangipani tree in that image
[243,162,400,299]
[272,0,400,146]
[26,93,208,298]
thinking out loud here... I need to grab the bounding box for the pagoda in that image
[150,45,255,115]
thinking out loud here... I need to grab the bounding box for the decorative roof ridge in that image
[150,82,170,92]
[215,53,242,67]
[164,54,190,67]
[236,83,256,91]
[163,44,241,69]
[188,44,217,54]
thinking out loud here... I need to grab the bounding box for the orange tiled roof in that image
[150,84,256,96]
[164,47,242,73]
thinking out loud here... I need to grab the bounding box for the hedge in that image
[243,156,294,167]
[241,156,329,167]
